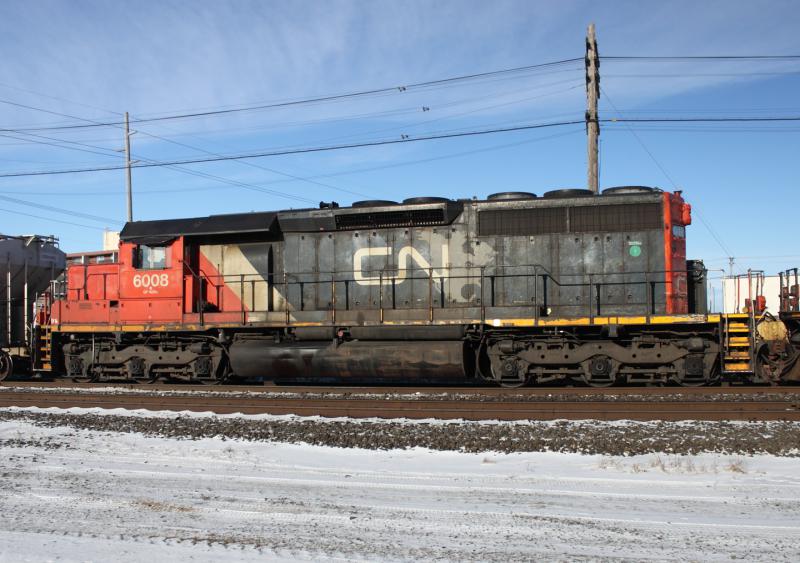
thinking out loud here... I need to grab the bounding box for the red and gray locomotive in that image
[28,186,797,386]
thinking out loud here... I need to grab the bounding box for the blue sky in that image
[0,0,797,284]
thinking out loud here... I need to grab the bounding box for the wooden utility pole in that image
[585,23,600,193]
[124,112,133,222]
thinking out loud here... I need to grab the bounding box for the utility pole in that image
[124,112,133,222]
[585,23,600,193]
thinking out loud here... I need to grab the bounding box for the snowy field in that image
[1,411,800,561]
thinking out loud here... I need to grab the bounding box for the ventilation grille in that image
[570,203,662,232]
[478,203,662,236]
[335,209,446,230]
[478,207,567,236]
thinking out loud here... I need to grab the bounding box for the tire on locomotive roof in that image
[487,191,537,201]
[351,200,399,207]
[402,196,451,204]
[602,186,658,195]
[542,188,595,199]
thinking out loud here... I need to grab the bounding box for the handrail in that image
[174,264,682,320]
[68,262,692,321]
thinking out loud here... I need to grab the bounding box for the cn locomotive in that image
[11,186,800,386]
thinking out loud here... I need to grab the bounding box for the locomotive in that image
[13,186,800,386]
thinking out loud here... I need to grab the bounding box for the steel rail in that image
[1,390,798,421]
[2,380,800,396]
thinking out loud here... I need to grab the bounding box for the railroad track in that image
[1,388,798,421]
[4,380,800,396]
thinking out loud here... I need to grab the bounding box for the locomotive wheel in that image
[491,357,529,387]
[583,377,615,388]
[0,351,13,381]
[133,374,158,384]
[71,376,97,383]
[677,380,707,387]
[754,349,785,386]
[499,377,530,388]
[197,377,222,386]
[197,367,231,386]
[72,363,98,383]
[581,356,617,387]
[673,360,717,387]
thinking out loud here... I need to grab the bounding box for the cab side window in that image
[135,245,170,269]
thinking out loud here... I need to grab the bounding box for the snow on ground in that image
[1,415,800,561]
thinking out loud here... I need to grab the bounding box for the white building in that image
[721,274,780,315]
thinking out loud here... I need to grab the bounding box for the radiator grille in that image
[477,203,662,236]
[335,209,446,230]
[478,207,567,236]
[570,203,662,233]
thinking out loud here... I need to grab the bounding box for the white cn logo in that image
[353,244,449,286]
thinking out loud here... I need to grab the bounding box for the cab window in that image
[136,245,169,269]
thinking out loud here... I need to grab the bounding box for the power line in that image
[0,207,106,230]
[124,75,580,142]
[0,119,587,178]
[603,55,800,61]
[0,99,331,204]
[309,81,583,146]
[600,88,734,259]
[0,131,121,160]
[0,128,585,198]
[0,93,377,200]
[605,125,800,133]
[0,194,118,224]
[2,53,793,134]
[131,125,370,199]
[2,123,318,205]
[607,71,800,78]
[608,116,800,123]
[1,57,583,133]
[2,114,799,180]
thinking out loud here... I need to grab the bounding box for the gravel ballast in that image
[1,408,799,456]
[3,385,800,402]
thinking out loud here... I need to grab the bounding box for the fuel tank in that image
[229,339,470,383]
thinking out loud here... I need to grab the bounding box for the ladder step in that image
[725,352,751,360]
[728,337,751,346]
[723,362,752,371]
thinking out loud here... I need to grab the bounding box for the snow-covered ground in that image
[1,413,800,561]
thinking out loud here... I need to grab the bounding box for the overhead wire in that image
[0,118,588,178]
[0,207,107,230]
[0,52,796,235]
[2,112,799,180]
[0,193,118,224]
[0,127,585,197]
[0,91,388,200]
[602,55,800,61]
[0,99,332,204]
[600,88,735,260]
[0,57,584,132]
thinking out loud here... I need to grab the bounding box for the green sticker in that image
[629,245,642,257]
